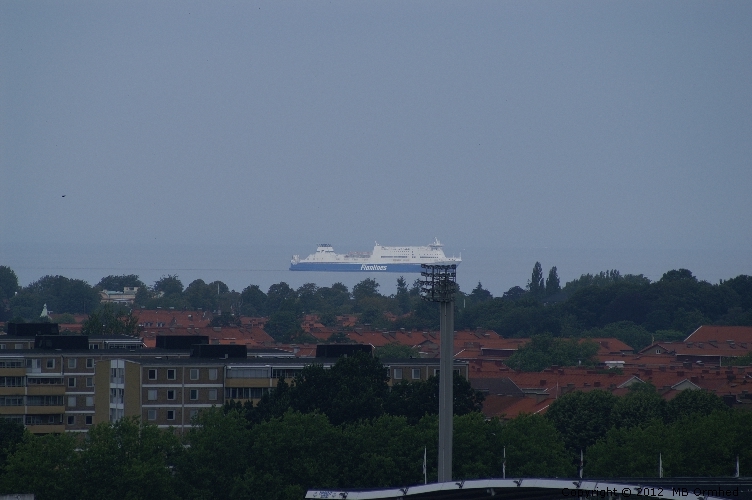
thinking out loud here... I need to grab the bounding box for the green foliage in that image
[584,321,653,351]
[266,282,297,312]
[265,310,303,342]
[290,353,390,425]
[384,372,485,425]
[0,432,79,500]
[240,284,267,316]
[10,275,99,319]
[500,413,574,477]
[374,343,420,358]
[154,274,184,296]
[77,417,182,500]
[664,389,730,424]
[177,408,253,499]
[96,274,145,291]
[505,334,599,371]
[527,262,545,299]
[545,389,618,454]
[612,383,665,429]
[546,266,561,297]
[0,418,25,468]
[209,311,241,327]
[396,276,410,314]
[184,279,219,311]
[469,282,493,304]
[587,410,752,477]
[0,266,19,312]
[81,304,140,336]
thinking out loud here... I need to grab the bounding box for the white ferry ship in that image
[289,238,461,272]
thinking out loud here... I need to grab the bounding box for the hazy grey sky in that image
[1,1,751,293]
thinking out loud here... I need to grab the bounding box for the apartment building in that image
[1,330,469,434]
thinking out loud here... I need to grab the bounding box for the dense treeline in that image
[0,356,748,500]
[2,264,751,351]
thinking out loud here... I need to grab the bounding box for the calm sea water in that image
[1,242,750,297]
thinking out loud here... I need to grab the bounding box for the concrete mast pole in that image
[438,299,454,483]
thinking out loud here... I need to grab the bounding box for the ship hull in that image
[289,262,427,272]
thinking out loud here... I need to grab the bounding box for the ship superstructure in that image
[290,238,461,272]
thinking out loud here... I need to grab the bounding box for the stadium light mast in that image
[419,264,457,483]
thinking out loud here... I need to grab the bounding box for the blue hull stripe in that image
[290,263,428,273]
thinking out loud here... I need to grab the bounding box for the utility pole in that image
[419,264,457,483]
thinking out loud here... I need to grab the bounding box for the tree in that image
[664,389,730,424]
[546,266,561,297]
[176,408,253,499]
[184,279,217,310]
[469,282,492,304]
[265,310,302,342]
[0,266,18,321]
[296,283,321,314]
[0,266,19,302]
[289,353,390,426]
[0,432,79,500]
[81,304,140,336]
[396,277,410,314]
[154,275,184,296]
[77,417,182,500]
[611,383,665,429]
[505,334,599,371]
[353,278,380,307]
[384,372,485,425]
[95,275,145,291]
[266,282,297,313]
[502,286,526,301]
[0,418,25,469]
[10,275,99,318]
[660,268,696,283]
[499,413,574,477]
[527,262,545,299]
[545,389,618,454]
[240,284,267,316]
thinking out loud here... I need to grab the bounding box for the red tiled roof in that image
[638,340,752,359]
[685,325,752,343]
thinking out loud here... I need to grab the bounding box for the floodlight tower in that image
[419,264,457,483]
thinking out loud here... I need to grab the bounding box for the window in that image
[68,377,76,388]
[166,410,175,420]
[147,390,157,401]
[0,344,4,349]
[412,368,421,380]
[394,368,403,380]
[190,409,198,419]
[67,415,75,425]
[86,358,94,368]
[67,396,76,407]
[86,377,94,387]
[208,368,218,380]
[190,389,198,400]
[190,369,199,380]
[167,369,176,380]
[86,396,94,407]
[90,344,99,350]
[68,358,77,369]
[167,390,175,400]
[85,415,93,425]
[148,369,157,380]
[46,359,55,369]
[14,344,23,350]
[208,389,217,401]
[147,410,157,421]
